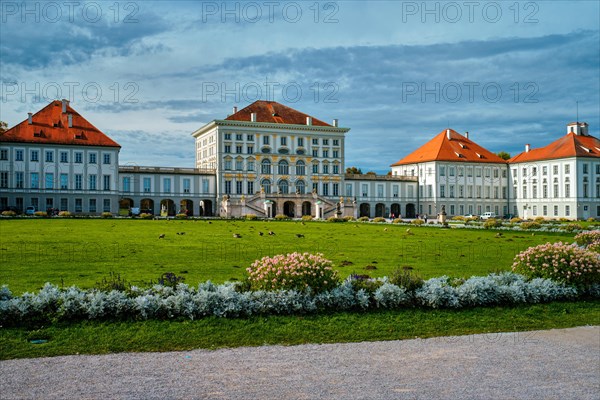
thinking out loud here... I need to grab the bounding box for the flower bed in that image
[1,272,597,327]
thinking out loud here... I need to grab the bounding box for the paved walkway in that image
[1,326,598,399]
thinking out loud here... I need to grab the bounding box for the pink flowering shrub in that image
[574,230,600,247]
[246,252,340,293]
[512,242,600,286]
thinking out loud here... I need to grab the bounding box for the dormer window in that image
[475,152,483,158]
[455,152,463,158]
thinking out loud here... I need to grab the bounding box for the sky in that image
[1,0,599,173]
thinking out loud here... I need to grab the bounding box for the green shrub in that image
[452,216,466,221]
[411,219,424,226]
[372,217,386,223]
[512,242,600,286]
[58,211,72,217]
[574,230,600,246]
[392,218,403,224]
[520,221,541,230]
[101,212,113,218]
[343,216,356,221]
[587,217,597,222]
[349,274,383,295]
[327,217,345,223]
[1,210,16,217]
[534,217,545,223]
[96,272,131,292]
[34,211,47,217]
[245,252,339,293]
[389,268,424,292]
[559,217,570,222]
[139,213,153,219]
[157,272,185,288]
[358,216,369,222]
[274,214,288,220]
[510,217,522,223]
[301,215,313,221]
[483,218,502,229]
[245,214,258,220]
[175,213,188,219]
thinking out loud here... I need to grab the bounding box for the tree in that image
[0,121,7,133]
[366,171,376,175]
[496,151,511,160]
[345,166,363,174]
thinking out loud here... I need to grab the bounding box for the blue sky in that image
[1,0,599,172]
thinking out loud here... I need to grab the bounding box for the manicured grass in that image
[1,300,598,360]
[0,218,578,294]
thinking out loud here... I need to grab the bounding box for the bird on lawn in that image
[268,231,275,236]
[259,232,264,236]
[233,233,241,238]
[296,234,305,238]
[158,234,165,239]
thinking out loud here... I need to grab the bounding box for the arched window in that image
[278,160,289,175]
[295,160,305,176]
[296,179,306,194]
[261,159,271,174]
[278,179,289,194]
[261,179,271,194]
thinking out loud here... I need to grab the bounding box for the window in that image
[236,145,242,154]
[278,180,289,194]
[45,151,53,162]
[493,169,498,178]
[312,163,319,174]
[247,161,255,171]
[459,185,465,198]
[224,133,231,140]
[280,137,287,146]
[333,164,339,174]
[532,167,537,175]
[183,179,190,193]
[333,139,339,146]
[45,173,54,189]
[393,185,399,198]
[440,185,445,198]
[15,150,24,161]
[312,149,319,157]
[202,179,210,193]
[89,199,97,213]
[236,134,243,141]
[322,183,329,196]
[261,179,271,194]
[236,181,243,194]
[261,160,271,174]
[494,187,499,199]
[31,150,39,162]
[565,205,570,216]
[278,160,289,175]
[296,161,305,175]
[502,170,507,178]
[224,145,231,153]
[362,184,368,197]
[449,167,455,177]
[296,180,305,194]
[0,149,7,160]
[103,199,111,212]
[542,166,547,175]
[476,168,482,177]
[103,175,111,191]
[31,173,39,189]
[323,150,329,158]
[543,185,548,198]
[377,184,384,198]
[532,206,537,216]
[247,181,254,194]
[224,180,232,194]
[15,172,23,188]
[75,198,82,212]
[58,152,67,163]
[502,186,507,199]
[583,164,589,174]
[543,205,547,216]
[440,166,445,176]
[532,185,537,198]
[143,177,151,193]
[247,134,254,141]
[224,159,232,170]
[333,150,339,158]
[323,139,329,145]
[60,198,68,211]
[312,182,318,194]
[163,178,171,193]
[522,186,527,198]
[564,164,570,174]
[554,205,558,216]
[345,183,353,197]
[323,164,329,174]
[235,159,243,170]
[553,165,558,174]
[449,185,455,198]
[60,174,68,190]
[263,136,269,145]
[298,138,304,147]
[89,153,97,164]
[565,183,570,198]
[0,172,7,188]
[247,146,253,154]
[123,177,130,192]
[88,175,97,190]
[75,152,82,163]
[458,167,464,177]
[312,138,318,145]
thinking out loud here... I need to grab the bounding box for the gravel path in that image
[1,326,598,400]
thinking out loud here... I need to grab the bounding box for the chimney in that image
[61,99,69,113]
[525,144,530,152]
[332,119,338,127]
[27,112,33,124]
[68,114,73,128]
[250,112,257,122]
[232,106,237,114]
[306,116,312,126]
[465,131,469,139]
[446,129,451,139]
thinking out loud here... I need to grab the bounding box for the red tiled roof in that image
[391,129,506,166]
[0,100,120,148]
[509,133,600,163]
[225,100,332,126]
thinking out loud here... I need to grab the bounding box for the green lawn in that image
[2,300,598,360]
[0,218,578,294]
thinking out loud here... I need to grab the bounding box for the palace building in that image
[1,99,598,220]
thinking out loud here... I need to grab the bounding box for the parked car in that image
[480,212,497,220]
[463,214,477,219]
[25,206,36,215]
